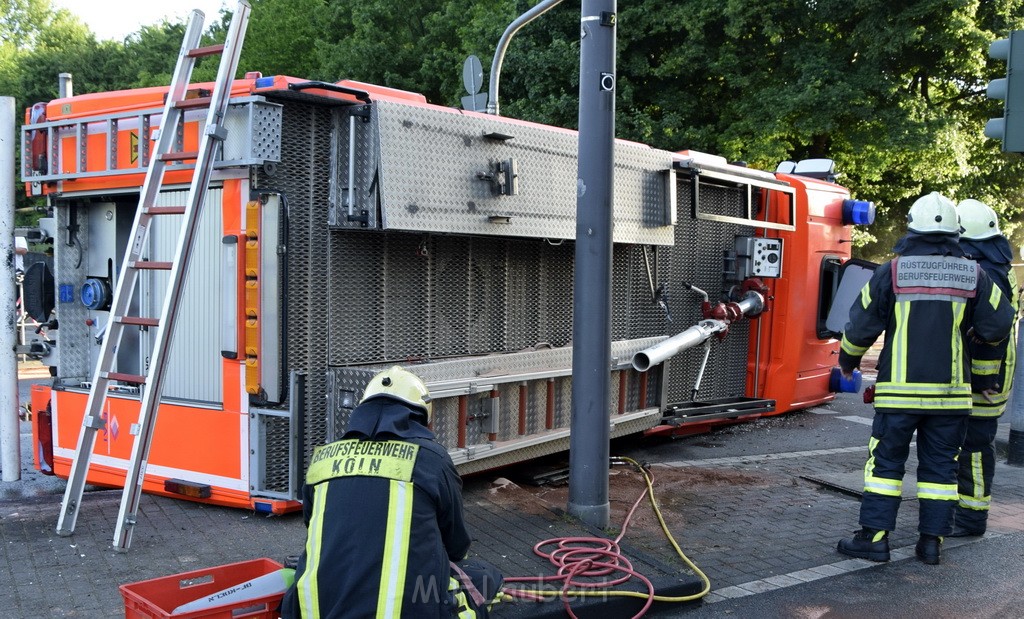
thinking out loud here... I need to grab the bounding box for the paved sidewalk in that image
[2,389,1023,617]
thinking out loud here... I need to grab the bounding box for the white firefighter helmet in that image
[906,192,960,235]
[361,366,433,422]
[956,199,1000,240]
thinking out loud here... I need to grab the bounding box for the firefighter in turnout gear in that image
[950,199,1020,537]
[281,367,501,618]
[836,192,1015,565]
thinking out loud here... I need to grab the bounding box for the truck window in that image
[817,256,842,339]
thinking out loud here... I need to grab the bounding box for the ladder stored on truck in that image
[56,1,251,551]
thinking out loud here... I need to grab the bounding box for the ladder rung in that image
[174,97,212,110]
[118,316,160,327]
[160,151,199,162]
[187,43,225,58]
[104,372,147,385]
[145,206,187,215]
[131,261,173,270]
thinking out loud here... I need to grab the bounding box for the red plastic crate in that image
[120,558,285,619]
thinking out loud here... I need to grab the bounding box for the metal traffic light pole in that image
[985,30,1024,152]
[984,32,1024,465]
[568,0,617,529]
[1007,317,1024,466]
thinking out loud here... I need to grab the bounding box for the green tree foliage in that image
[312,0,524,104]
[1,0,54,48]
[8,0,1024,257]
[5,1,232,211]
[292,0,1024,257]
[240,0,322,79]
[118,21,193,87]
[505,0,1024,258]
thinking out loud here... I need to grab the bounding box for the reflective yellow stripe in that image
[864,436,878,479]
[988,283,1002,310]
[958,476,991,508]
[860,283,872,309]
[971,451,985,502]
[874,396,973,409]
[865,475,902,496]
[1010,269,1020,311]
[841,334,869,356]
[958,495,991,509]
[951,301,965,384]
[298,484,329,619]
[875,382,972,396]
[970,406,1007,417]
[974,391,1011,405]
[864,436,902,496]
[378,480,414,617]
[874,380,972,409]
[971,359,1001,375]
[958,449,990,508]
[917,482,958,501]
[450,579,477,619]
[1005,316,1018,391]
[893,301,910,382]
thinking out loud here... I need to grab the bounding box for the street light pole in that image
[568,0,616,528]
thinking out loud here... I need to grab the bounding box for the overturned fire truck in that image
[20,72,873,513]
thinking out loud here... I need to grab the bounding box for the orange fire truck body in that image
[21,74,867,512]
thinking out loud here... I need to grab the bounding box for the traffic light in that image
[985,30,1024,153]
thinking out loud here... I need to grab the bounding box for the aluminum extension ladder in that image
[56,0,251,552]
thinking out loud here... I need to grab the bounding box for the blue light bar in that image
[254,76,276,89]
[842,199,875,226]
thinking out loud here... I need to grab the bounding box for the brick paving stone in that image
[735,580,780,594]
[4,398,1024,617]
[807,563,846,577]
[762,574,805,587]
[713,585,754,599]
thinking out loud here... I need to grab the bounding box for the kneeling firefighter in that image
[281,366,502,618]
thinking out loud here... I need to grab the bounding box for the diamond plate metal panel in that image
[221,98,283,166]
[328,106,379,228]
[372,101,674,245]
[53,203,91,382]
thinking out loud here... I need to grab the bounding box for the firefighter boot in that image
[949,508,986,537]
[948,524,985,538]
[837,528,890,562]
[915,534,942,565]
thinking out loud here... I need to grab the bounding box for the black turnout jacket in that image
[839,233,1015,415]
[282,399,471,618]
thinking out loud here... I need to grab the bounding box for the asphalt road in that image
[676,532,1024,618]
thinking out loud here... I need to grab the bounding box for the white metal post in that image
[0,96,20,482]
